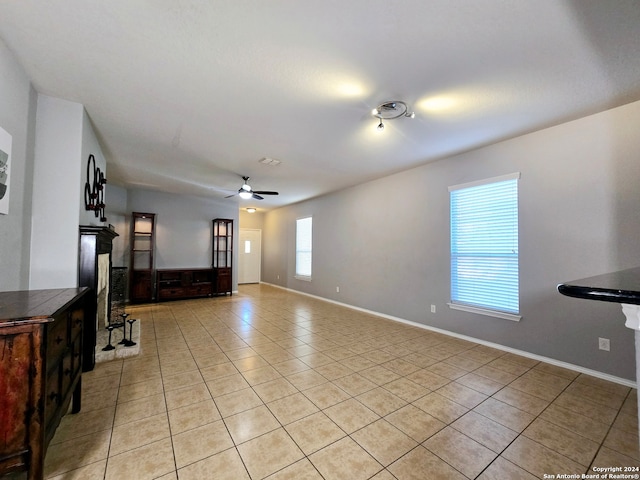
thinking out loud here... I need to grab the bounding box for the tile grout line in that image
[154,307,182,480]
[53,287,637,479]
[190,302,257,480]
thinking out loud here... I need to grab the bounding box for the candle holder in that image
[102,324,116,351]
[123,318,137,347]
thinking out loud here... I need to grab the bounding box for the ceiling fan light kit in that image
[227,176,279,201]
[372,101,415,131]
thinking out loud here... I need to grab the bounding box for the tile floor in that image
[44,284,639,479]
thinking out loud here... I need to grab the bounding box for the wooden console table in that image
[0,287,92,480]
[156,268,214,301]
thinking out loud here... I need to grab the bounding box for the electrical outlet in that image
[431,304,436,313]
[336,286,340,293]
[598,337,610,351]
[277,275,280,280]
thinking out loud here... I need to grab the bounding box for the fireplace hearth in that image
[95,319,140,363]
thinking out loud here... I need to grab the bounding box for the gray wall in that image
[80,109,108,227]
[263,100,640,381]
[124,187,240,289]
[0,39,36,291]
[29,95,108,289]
[1,36,111,291]
[30,95,83,289]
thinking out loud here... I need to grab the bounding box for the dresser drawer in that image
[188,285,211,297]
[61,351,74,400]
[44,367,61,427]
[70,308,84,343]
[70,336,83,380]
[158,287,185,299]
[46,317,68,369]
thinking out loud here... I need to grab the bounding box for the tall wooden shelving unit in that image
[212,218,233,295]
[129,212,156,303]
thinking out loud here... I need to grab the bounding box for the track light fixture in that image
[371,101,415,131]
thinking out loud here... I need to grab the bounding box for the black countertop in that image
[558,267,640,305]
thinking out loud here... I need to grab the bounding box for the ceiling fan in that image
[225,176,279,200]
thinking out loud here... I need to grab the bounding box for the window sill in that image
[295,275,312,282]
[447,302,521,322]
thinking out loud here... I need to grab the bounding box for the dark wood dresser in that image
[0,287,92,480]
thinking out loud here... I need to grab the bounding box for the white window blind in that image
[449,173,519,315]
[296,216,312,278]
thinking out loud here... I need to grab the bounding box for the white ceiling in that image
[1,1,639,209]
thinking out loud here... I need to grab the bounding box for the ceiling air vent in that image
[259,157,281,166]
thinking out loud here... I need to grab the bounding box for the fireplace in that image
[79,225,119,371]
[97,253,110,326]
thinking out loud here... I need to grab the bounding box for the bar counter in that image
[558,267,640,452]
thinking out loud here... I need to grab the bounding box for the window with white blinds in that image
[449,173,520,319]
[296,216,312,278]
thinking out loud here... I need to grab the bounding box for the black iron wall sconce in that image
[84,154,107,222]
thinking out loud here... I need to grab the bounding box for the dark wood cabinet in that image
[212,218,233,295]
[130,212,155,303]
[130,270,153,302]
[214,267,232,294]
[156,268,214,301]
[0,288,91,480]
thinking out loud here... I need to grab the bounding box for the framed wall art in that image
[0,126,12,215]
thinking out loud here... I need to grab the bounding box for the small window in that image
[449,173,520,320]
[296,216,312,279]
[244,240,251,254]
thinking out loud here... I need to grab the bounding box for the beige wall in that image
[240,209,265,230]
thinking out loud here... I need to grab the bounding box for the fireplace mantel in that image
[79,225,118,371]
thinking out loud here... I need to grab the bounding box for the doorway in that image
[239,228,262,284]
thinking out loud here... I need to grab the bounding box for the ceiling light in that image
[420,96,458,112]
[338,83,365,98]
[371,101,414,130]
[239,190,252,199]
[246,208,256,213]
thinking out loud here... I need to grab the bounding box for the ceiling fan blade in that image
[224,193,237,198]
[252,193,264,200]
[252,191,279,195]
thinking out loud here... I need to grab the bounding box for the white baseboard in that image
[260,282,636,389]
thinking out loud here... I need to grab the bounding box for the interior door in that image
[239,228,261,284]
